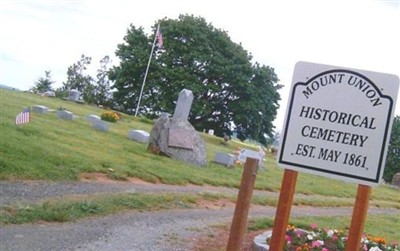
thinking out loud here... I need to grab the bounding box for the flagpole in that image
[134,24,160,117]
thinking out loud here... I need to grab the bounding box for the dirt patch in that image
[79,172,155,185]
[126,177,156,185]
[196,198,236,210]
[79,172,114,183]
[192,223,265,251]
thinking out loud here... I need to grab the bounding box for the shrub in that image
[101,111,120,123]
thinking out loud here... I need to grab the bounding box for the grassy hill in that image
[1,89,399,202]
[1,89,399,242]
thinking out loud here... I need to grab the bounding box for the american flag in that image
[156,26,163,48]
[15,107,31,125]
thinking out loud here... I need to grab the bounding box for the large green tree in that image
[109,15,282,143]
[384,115,400,183]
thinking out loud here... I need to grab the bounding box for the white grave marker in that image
[278,61,399,186]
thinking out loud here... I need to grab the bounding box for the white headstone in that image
[69,89,81,101]
[87,114,101,123]
[237,148,263,167]
[208,129,214,135]
[173,89,193,120]
[128,130,150,143]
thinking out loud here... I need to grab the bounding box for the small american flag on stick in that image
[15,107,31,125]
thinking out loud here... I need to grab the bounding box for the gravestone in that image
[92,120,109,132]
[87,114,101,123]
[57,110,73,120]
[128,130,150,143]
[208,129,214,135]
[69,89,81,101]
[392,173,400,187]
[147,89,207,166]
[32,105,48,114]
[214,152,235,167]
[237,148,264,168]
[173,89,193,120]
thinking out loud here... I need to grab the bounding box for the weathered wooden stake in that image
[345,184,371,251]
[226,158,259,251]
[269,169,298,251]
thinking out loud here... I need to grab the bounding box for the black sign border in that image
[279,69,394,184]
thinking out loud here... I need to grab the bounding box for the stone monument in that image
[392,173,400,188]
[147,89,207,166]
[173,89,193,120]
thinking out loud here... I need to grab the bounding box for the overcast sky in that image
[1,0,399,129]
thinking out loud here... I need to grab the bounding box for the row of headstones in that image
[33,101,262,168]
[32,105,150,143]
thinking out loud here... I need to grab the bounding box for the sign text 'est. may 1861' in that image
[278,61,399,186]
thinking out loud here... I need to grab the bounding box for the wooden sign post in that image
[226,158,259,251]
[275,61,398,250]
[345,184,372,251]
[269,169,298,250]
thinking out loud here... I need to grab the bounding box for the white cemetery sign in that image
[278,61,399,186]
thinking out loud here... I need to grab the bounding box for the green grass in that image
[248,214,400,244]
[1,89,399,195]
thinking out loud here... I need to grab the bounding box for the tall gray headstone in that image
[173,89,193,120]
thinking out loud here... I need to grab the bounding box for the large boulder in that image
[147,117,207,166]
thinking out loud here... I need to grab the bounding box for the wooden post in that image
[269,169,298,251]
[345,184,372,251]
[226,158,259,251]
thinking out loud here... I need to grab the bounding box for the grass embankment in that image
[1,89,399,241]
[0,193,199,224]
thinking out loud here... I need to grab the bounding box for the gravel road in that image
[0,180,246,206]
[1,180,399,251]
